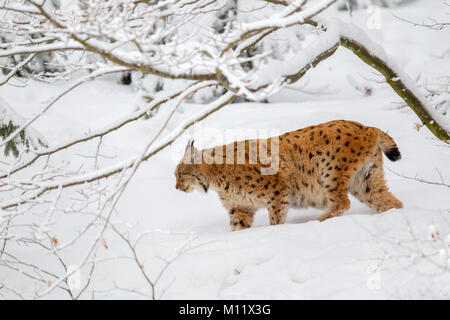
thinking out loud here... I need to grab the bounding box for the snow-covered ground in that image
[0,0,449,299]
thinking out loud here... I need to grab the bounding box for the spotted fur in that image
[175,120,403,231]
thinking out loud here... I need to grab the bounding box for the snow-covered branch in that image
[0,66,131,150]
[1,88,234,210]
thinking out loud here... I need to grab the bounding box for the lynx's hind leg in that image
[317,175,351,222]
[349,149,403,212]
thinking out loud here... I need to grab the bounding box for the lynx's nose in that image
[175,182,186,192]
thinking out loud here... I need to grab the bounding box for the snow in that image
[0,0,449,299]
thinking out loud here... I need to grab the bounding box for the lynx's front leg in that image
[267,191,290,225]
[228,208,255,231]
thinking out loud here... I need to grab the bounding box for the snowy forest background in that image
[0,0,449,299]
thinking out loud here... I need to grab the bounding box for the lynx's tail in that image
[376,129,401,162]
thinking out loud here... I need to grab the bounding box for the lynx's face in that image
[174,163,207,194]
[175,143,208,194]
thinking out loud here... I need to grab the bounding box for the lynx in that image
[175,120,403,231]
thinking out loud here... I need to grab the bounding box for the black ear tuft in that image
[185,139,194,153]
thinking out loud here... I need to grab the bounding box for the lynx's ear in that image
[183,139,200,164]
[185,139,195,153]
